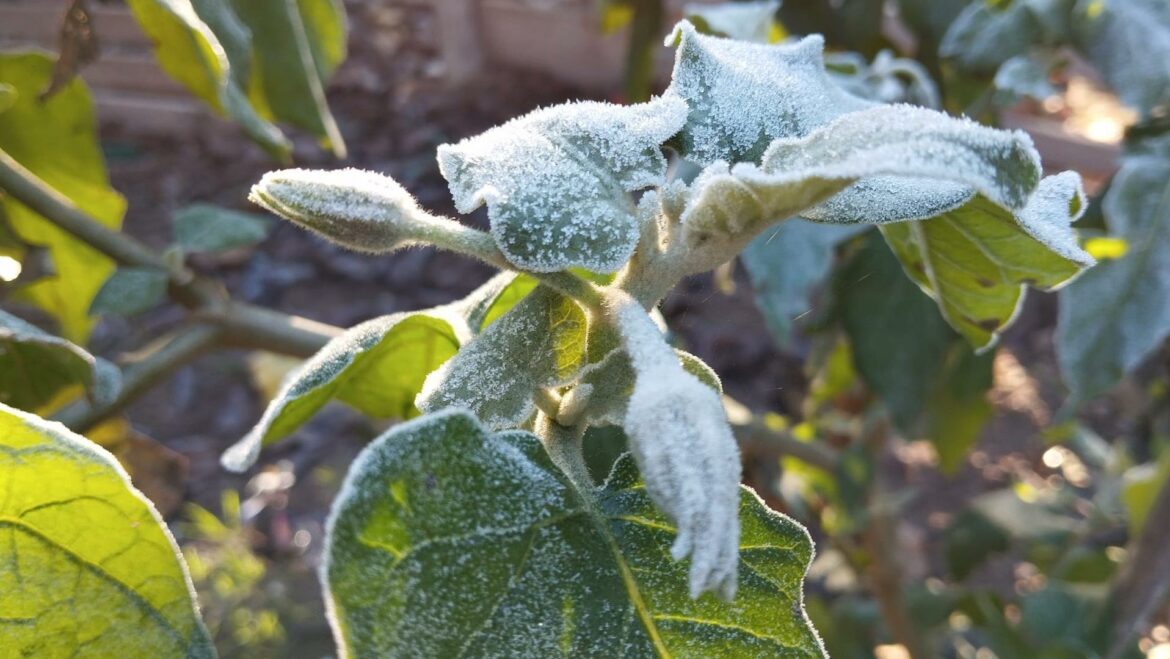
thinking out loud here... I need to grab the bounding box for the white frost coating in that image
[436,96,688,272]
[761,105,1041,210]
[609,293,741,600]
[1014,171,1094,266]
[677,103,1046,265]
[683,0,779,43]
[801,177,974,225]
[825,49,941,108]
[250,167,445,253]
[664,20,873,165]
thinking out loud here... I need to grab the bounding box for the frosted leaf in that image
[611,296,742,599]
[882,172,1092,349]
[0,308,122,411]
[456,271,539,334]
[683,0,780,43]
[561,347,721,427]
[679,104,1043,261]
[222,306,468,472]
[323,409,823,656]
[993,53,1060,104]
[437,96,688,272]
[664,20,873,166]
[416,287,587,429]
[0,404,214,657]
[940,0,1039,74]
[250,167,452,253]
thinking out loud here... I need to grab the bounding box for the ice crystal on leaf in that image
[250,167,449,253]
[611,294,742,600]
[437,96,688,272]
[664,21,872,165]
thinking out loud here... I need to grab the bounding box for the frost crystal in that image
[664,20,872,165]
[250,168,443,253]
[437,96,688,272]
[610,294,741,599]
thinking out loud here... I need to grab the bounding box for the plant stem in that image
[534,412,595,493]
[53,323,225,432]
[1106,470,1170,659]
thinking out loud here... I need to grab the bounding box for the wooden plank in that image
[0,4,153,49]
[93,90,207,136]
[434,0,484,84]
[1000,110,1120,178]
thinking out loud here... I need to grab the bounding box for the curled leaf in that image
[611,295,741,599]
[250,168,454,253]
[437,95,688,272]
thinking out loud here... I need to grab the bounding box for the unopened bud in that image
[250,168,439,253]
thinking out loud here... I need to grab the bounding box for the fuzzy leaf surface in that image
[0,404,213,657]
[417,287,587,429]
[0,309,121,412]
[222,308,465,471]
[567,348,721,427]
[0,52,126,342]
[90,267,169,316]
[664,21,872,166]
[882,171,1091,348]
[323,410,824,658]
[437,96,687,272]
[1057,141,1170,402]
[680,104,1044,252]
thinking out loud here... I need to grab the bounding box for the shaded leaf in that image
[222,307,466,471]
[0,308,121,412]
[437,96,687,272]
[123,0,290,157]
[90,267,169,316]
[564,347,721,427]
[0,52,125,342]
[40,0,99,101]
[1056,141,1170,402]
[173,203,270,253]
[882,172,1091,348]
[228,0,347,156]
[0,403,213,657]
[742,220,868,348]
[417,287,588,428]
[1073,0,1170,116]
[323,410,825,657]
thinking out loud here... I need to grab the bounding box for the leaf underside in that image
[0,403,213,658]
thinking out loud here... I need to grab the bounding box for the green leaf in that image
[1056,140,1170,402]
[680,104,1047,255]
[940,0,1041,74]
[417,287,588,428]
[123,0,290,158]
[742,221,868,348]
[0,52,126,343]
[664,21,872,166]
[945,509,1011,580]
[90,267,169,316]
[1073,0,1170,116]
[323,410,825,657]
[173,203,271,253]
[835,232,957,429]
[1120,453,1170,538]
[0,82,14,113]
[222,307,466,471]
[228,0,347,157]
[0,309,121,412]
[437,95,687,272]
[0,403,213,657]
[882,172,1091,348]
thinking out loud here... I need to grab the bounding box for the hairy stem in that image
[534,412,595,493]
